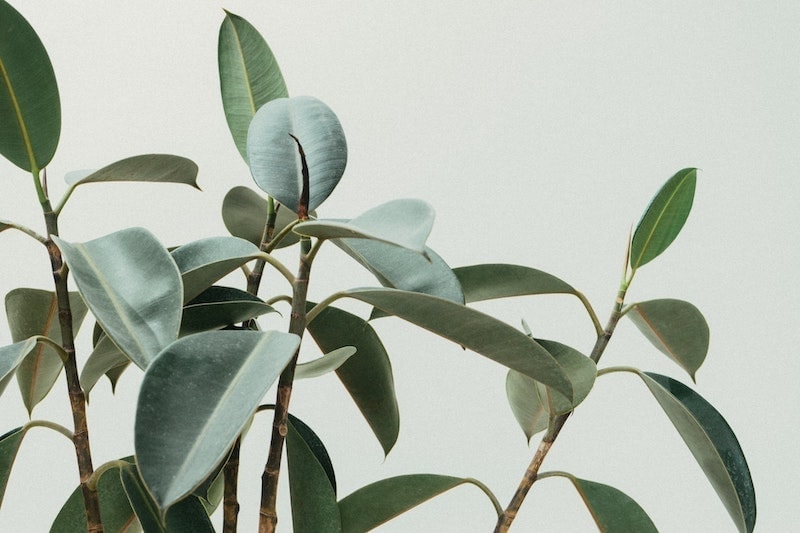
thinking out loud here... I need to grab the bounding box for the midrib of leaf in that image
[0,55,38,172]
[229,17,257,118]
[25,295,59,409]
[634,306,676,358]
[632,172,692,269]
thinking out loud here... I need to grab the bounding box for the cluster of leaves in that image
[0,2,755,532]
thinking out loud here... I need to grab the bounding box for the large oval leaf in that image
[505,370,549,441]
[219,10,288,160]
[454,264,575,303]
[637,372,756,533]
[247,96,347,212]
[0,0,60,171]
[64,154,198,189]
[135,330,299,510]
[306,304,399,455]
[626,299,709,380]
[342,288,573,400]
[338,475,497,532]
[5,288,88,413]
[561,474,657,532]
[630,168,697,270]
[221,185,306,248]
[54,228,183,370]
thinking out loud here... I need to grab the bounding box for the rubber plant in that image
[0,2,755,532]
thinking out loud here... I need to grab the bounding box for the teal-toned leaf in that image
[563,475,657,532]
[295,347,357,380]
[219,10,288,160]
[626,299,709,381]
[0,338,38,398]
[0,427,25,507]
[247,96,347,212]
[506,339,595,441]
[221,185,308,248]
[287,416,341,533]
[105,362,129,393]
[454,264,575,303]
[306,304,399,455]
[79,334,128,396]
[296,199,433,254]
[342,288,573,400]
[50,457,138,533]
[181,286,277,336]
[64,154,199,189]
[171,236,261,302]
[0,0,60,171]
[135,330,299,510]
[54,228,182,370]
[339,475,494,532]
[5,288,87,413]
[638,372,756,533]
[630,168,697,269]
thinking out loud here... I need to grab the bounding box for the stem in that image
[495,279,630,532]
[42,198,103,532]
[0,219,48,244]
[259,237,312,533]
[26,419,74,441]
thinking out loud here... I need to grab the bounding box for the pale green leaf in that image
[454,264,575,303]
[0,426,25,508]
[79,334,128,396]
[64,154,198,189]
[221,185,308,248]
[0,338,39,398]
[295,346,357,380]
[505,371,549,441]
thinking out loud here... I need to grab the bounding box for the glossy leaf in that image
[295,346,357,380]
[630,168,697,269]
[339,475,493,532]
[247,96,347,212]
[221,185,307,248]
[342,288,573,400]
[506,340,595,441]
[454,264,575,303]
[135,330,299,510]
[80,334,128,396]
[627,299,709,380]
[0,338,38,398]
[54,228,182,370]
[563,475,657,532]
[219,10,288,160]
[306,304,399,455]
[287,416,341,532]
[50,457,138,532]
[64,154,198,189]
[638,372,756,533]
[0,427,25,507]
[296,199,433,254]
[0,0,60,171]
[171,236,261,302]
[181,286,277,336]
[5,288,88,413]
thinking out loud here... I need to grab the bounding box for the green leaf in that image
[0,427,25,507]
[50,457,138,533]
[181,286,277,336]
[0,0,60,171]
[637,372,756,533]
[247,96,347,212]
[287,416,342,533]
[506,340,595,441]
[563,475,657,532]
[342,288,573,400]
[296,199,433,254]
[219,10,288,160]
[135,330,299,510]
[627,299,709,380]
[65,154,199,189]
[306,304,399,455]
[54,228,183,370]
[453,264,575,303]
[79,333,128,396]
[171,236,261,302]
[295,346,357,380]
[630,168,697,269]
[338,475,494,532]
[5,288,88,413]
[221,185,308,249]
[0,338,39,398]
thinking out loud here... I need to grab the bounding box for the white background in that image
[1,1,797,531]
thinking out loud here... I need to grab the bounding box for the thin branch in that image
[0,219,48,244]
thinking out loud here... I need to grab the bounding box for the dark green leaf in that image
[181,286,277,335]
[221,186,307,248]
[341,288,573,400]
[454,264,575,303]
[630,168,697,269]
[638,372,756,533]
[0,427,25,507]
[135,330,299,510]
[306,304,399,455]
[64,154,199,189]
[54,228,183,370]
[287,416,342,533]
[219,10,288,160]
[247,96,347,212]
[566,475,657,532]
[627,299,709,380]
[0,0,60,171]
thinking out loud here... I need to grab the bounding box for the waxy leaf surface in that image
[181,286,277,336]
[0,427,25,507]
[135,330,299,510]
[0,338,38,398]
[295,347,357,380]
[454,264,575,303]
[221,185,306,248]
[54,228,182,370]
[566,475,657,532]
[64,154,198,189]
